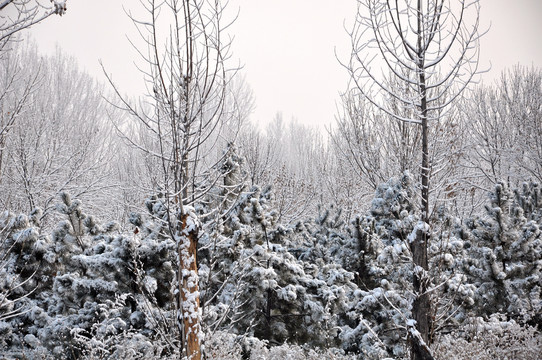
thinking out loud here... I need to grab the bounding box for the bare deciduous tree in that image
[332,87,422,191]
[0,42,40,186]
[104,0,241,358]
[0,1,68,215]
[343,1,483,358]
[466,66,542,188]
[0,43,113,224]
[239,122,278,187]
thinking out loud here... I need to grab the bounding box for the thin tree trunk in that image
[411,227,433,360]
[178,210,202,360]
[411,2,433,358]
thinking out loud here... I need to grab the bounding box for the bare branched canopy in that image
[0,0,67,51]
[345,0,483,124]
[105,0,240,210]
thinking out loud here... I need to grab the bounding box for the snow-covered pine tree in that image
[428,206,475,334]
[338,174,482,358]
[294,205,348,265]
[23,194,138,357]
[337,173,419,358]
[0,192,184,358]
[0,206,54,354]
[199,180,358,351]
[462,182,542,326]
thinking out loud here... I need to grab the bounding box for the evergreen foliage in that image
[462,182,542,326]
[1,175,542,359]
[200,184,356,350]
[0,193,180,358]
[337,173,419,358]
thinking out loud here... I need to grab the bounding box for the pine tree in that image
[337,173,420,358]
[0,193,182,358]
[0,206,54,354]
[199,183,357,350]
[462,182,542,326]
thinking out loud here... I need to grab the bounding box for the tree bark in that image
[178,211,202,360]
[411,227,432,360]
[412,1,433,357]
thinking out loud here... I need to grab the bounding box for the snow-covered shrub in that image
[429,208,476,332]
[203,330,356,360]
[336,173,474,358]
[0,193,181,358]
[0,207,61,354]
[294,204,348,265]
[432,314,542,360]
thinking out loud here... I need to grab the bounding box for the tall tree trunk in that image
[177,210,202,360]
[411,2,433,358]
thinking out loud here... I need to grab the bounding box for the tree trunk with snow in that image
[104,0,242,356]
[412,9,432,353]
[177,209,201,360]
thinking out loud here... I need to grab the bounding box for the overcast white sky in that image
[30,0,542,130]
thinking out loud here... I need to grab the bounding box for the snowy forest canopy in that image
[1,1,542,359]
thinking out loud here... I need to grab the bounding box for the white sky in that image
[29,0,542,130]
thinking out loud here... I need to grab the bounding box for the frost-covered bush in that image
[432,314,542,360]
[3,167,542,359]
[294,205,349,265]
[0,207,61,353]
[204,331,356,360]
[428,208,476,331]
[342,173,418,289]
[336,173,476,358]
